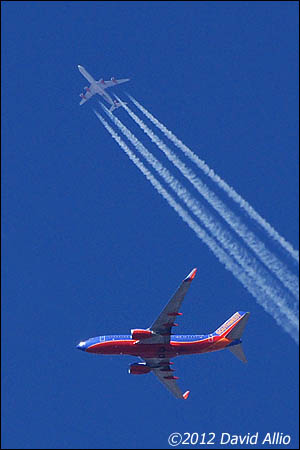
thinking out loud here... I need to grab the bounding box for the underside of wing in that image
[149,268,197,343]
[79,90,94,105]
[143,357,190,400]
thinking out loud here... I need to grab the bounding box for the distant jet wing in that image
[143,357,190,400]
[149,268,197,343]
[79,90,94,105]
[101,78,130,88]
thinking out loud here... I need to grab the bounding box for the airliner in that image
[77,268,250,399]
[77,65,129,111]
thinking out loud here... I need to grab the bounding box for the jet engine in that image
[131,329,154,340]
[111,77,117,83]
[129,362,151,375]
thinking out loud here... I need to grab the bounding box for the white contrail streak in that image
[116,96,299,300]
[128,95,299,264]
[101,103,297,318]
[94,111,298,343]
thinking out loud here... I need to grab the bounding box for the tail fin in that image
[215,311,250,364]
[110,101,127,112]
[226,312,250,340]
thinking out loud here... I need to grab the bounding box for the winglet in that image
[183,390,190,400]
[184,268,197,282]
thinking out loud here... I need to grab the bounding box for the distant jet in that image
[76,268,250,400]
[77,65,129,111]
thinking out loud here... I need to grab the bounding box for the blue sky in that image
[2,2,299,449]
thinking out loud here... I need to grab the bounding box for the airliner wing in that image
[149,268,197,343]
[101,78,130,88]
[79,90,94,105]
[143,357,190,400]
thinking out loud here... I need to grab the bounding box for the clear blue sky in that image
[2,2,299,449]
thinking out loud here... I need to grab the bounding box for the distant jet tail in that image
[110,101,127,112]
[214,311,250,363]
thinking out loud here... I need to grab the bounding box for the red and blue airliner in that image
[77,268,250,399]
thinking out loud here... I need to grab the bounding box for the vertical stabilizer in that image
[215,311,250,339]
[215,312,250,363]
[226,312,250,340]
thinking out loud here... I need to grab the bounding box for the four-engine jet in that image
[77,65,129,111]
[77,268,250,399]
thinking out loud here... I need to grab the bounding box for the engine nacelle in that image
[111,77,117,83]
[131,329,153,340]
[79,93,85,98]
[129,362,151,375]
[84,86,90,91]
[99,78,105,84]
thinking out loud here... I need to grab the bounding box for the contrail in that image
[94,111,298,343]
[115,96,299,300]
[128,95,299,264]
[101,103,298,317]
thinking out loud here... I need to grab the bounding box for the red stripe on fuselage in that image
[86,337,231,358]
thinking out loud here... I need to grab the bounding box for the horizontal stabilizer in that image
[228,343,247,363]
[110,101,127,112]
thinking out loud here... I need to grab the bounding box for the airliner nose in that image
[76,341,86,351]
